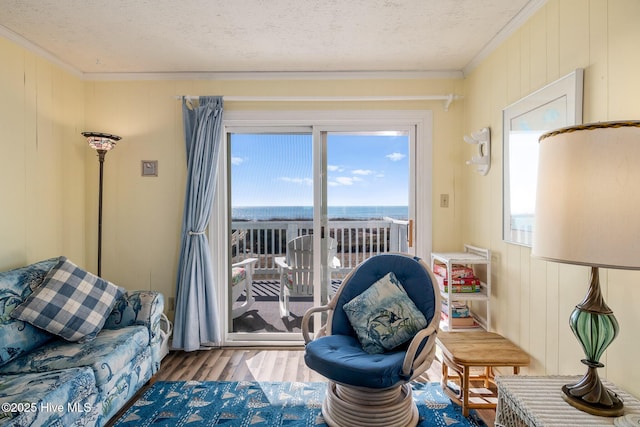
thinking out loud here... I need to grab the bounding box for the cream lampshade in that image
[532,120,640,417]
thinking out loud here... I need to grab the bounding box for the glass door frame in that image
[216,110,433,346]
[314,126,417,310]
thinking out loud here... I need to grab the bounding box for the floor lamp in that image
[532,121,640,419]
[82,131,121,277]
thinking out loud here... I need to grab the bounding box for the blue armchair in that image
[301,253,440,427]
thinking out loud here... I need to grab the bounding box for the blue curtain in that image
[173,96,224,351]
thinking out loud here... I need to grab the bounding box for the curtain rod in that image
[175,94,462,111]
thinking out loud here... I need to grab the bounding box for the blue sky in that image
[230,133,409,207]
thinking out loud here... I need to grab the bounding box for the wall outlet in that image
[440,194,450,208]
[168,297,175,311]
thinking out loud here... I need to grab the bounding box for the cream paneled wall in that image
[0,37,85,270]
[83,81,187,298]
[461,0,640,397]
[83,78,465,308]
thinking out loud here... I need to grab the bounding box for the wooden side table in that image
[436,331,530,416]
[495,376,640,426]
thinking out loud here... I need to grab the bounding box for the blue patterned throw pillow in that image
[11,257,125,342]
[343,272,428,354]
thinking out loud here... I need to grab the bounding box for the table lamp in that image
[532,120,640,417]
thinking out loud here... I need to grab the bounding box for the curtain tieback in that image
[188,230,206,236]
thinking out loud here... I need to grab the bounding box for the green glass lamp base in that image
[564,267,623,417]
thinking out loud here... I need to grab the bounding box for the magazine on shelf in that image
[435,275,481,286]
[436,275,481,293]
[441,300,470,318]
[432,263,476,279]
[440,311,479,327]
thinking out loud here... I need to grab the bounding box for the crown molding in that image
[0,24,82,78]
[0,23,463,81]
[463,0,548,76]
[82,70,464,81]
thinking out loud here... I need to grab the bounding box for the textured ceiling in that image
[0,0,541,76]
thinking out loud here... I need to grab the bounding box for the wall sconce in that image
[464,127,491,175]
[82,131,121,277]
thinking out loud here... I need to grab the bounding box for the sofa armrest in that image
[104,291,165,373]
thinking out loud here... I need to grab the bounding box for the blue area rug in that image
[113,381,487,426]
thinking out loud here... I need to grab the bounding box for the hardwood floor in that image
[153,347,496,426]
[158,347,325,383]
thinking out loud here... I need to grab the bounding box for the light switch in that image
[142,160,158,177]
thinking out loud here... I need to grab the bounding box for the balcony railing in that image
[231,218,409,278]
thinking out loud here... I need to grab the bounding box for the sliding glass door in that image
[228,130,315,339]
[325,131,412,274]
[223,115,423,344]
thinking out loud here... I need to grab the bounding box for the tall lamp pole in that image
[82,131,121,277]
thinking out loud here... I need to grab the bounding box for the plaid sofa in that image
[0,258,164,427]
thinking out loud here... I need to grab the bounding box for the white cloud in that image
[279,177,313,186]
[231,156,244,165]
[352,169,374,176]
[283,171,368,188]
[335,177,355,185]
[327,164,340,171]
[386,152,406,161]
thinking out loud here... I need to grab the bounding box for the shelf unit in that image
[431,244,491,331]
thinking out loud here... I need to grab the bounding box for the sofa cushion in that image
[342,271,427,354]
[0,258,57,367]
[0,326,149,391]
[11,256,125,342]
[0,367,97,426]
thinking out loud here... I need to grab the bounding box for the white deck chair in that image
[275,235,340,318]
[231,257,258,318]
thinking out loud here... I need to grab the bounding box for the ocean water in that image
[232,206,408,221]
